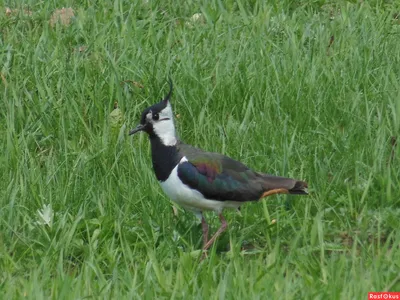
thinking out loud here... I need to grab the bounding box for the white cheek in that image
[160,103,173,119]
[153,119,177,146]
[146,112,152,122]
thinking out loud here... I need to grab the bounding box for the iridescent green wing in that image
[177,144,264,202]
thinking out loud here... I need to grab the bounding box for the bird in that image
[129,80,308,252]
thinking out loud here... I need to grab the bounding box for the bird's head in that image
[129,80,177,146]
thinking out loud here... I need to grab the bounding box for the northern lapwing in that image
[129,81,308,252]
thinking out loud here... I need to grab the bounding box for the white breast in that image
[159,157,242,215]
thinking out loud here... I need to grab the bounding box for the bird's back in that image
[176,142,307,202]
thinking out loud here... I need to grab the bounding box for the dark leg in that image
[203,213,228,251]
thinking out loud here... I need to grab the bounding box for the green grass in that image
[1,1,400,298]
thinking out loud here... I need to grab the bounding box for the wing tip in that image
[289,180,308,195]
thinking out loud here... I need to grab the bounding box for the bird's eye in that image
[153,113,159,121]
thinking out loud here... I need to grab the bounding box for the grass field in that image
[1,1,400,299]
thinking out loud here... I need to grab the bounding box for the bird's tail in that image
[258,174,308,199]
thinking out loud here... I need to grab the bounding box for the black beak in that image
[129,124,145,135]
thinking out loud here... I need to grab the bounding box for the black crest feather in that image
[162,78,173,103]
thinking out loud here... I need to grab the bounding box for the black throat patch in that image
[149,134,182,181]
